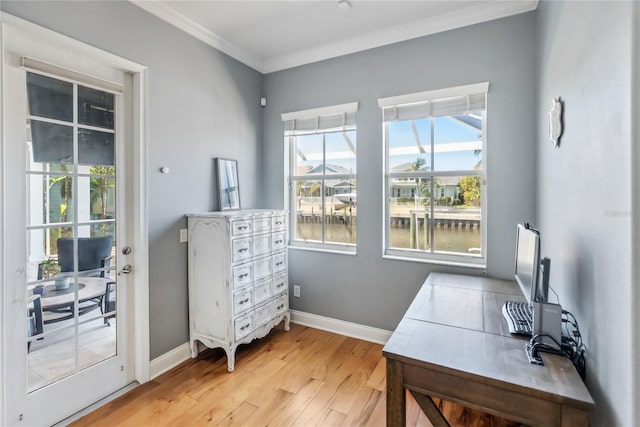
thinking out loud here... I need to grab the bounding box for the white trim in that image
[130,1,537,74]
[288,243,357,256]
[290,310,392,345]
[1,14,146,73]
[382,254,486,270]
[149,343,191,380]
[378,82,489,108]
[0,11,5,424]
[147,310,391,381]
[132,68,151,384]
[281,102,359,122]
[263,2,538,73]
[22,57,123,94]
[130,0,263,72]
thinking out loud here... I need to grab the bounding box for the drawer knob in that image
[240,324,250,330]
[239,298,249,305]
[238,248,249,253]
[239,273,248,279]
[277,304,284,310]
[238,226,249,230]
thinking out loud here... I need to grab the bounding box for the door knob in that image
[119,264,133,275]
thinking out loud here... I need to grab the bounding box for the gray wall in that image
[1,1,263,359]
[4,2,638,425]
[536,2,636,425]
[262,13,538,330]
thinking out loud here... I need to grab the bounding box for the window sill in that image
[383,252,485,269]
[288,244,356,256]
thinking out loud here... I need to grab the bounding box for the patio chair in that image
[57,236,113,277]
[27,294,44,352]
[36,236,114,280]
[103,281,116,326]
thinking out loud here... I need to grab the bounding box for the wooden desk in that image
[382,273,594,426]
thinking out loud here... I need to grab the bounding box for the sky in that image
[293,112,483,174]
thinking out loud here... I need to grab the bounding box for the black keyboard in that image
[502,300,533,335]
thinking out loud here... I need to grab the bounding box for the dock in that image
[295,206,480,230]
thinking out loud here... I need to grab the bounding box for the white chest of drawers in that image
[187,209,290,372]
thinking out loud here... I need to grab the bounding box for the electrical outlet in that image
[180,229,188,243]
[293,285,301,298]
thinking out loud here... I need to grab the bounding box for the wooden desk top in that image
[383,273,594,411]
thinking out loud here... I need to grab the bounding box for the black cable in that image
[529,310,586,381]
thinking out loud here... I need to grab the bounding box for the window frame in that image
[380,83,488,268]
[282,103,358,254]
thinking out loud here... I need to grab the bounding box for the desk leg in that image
[561,405,589,427]
[386,358,405,426]
[409,391,451,427]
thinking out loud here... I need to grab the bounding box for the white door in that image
[2,25,137,426]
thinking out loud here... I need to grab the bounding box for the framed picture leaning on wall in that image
[215,158,240,210]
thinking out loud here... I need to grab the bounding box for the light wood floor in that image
[71,323,521,427]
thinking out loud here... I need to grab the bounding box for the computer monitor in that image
[514,223,541,306]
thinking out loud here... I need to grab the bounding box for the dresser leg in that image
[284,311,291,331]
[224,346,236,372]
[189,340,198,358]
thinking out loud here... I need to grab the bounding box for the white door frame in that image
[0,12,150,423]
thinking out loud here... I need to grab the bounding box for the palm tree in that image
[48,164,72,223]
[90,166,115,235]
[90,166,115,219]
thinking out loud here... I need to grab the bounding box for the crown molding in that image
[130,0,538,75]
[130,0,264,72]
[263,0,538,73]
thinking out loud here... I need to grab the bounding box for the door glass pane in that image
[28,173,75,226]
[78,308,117,371]
[433,175,481,255]
[78,129,115,166]
[433,114,483,172]
[27,226,73,282]
[29,120,74,164]
[27,324,76,392]
[74,226,116,278]
[26,72,73,122]
[78,86,115,129]
[388,119,431,172]
[77,170,115,223]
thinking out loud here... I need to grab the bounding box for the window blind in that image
[22,57,123,94]
[282,102,358,135]
[378,82,488,122]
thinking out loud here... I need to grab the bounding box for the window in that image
[379,83,488,266]
[282,102,358,253]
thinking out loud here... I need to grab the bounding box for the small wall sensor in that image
[160,166,170,174]
[260,97,267,107]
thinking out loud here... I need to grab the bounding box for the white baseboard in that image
[149,342,191,380]
[290,310,392,345]
[149,311,392,379]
